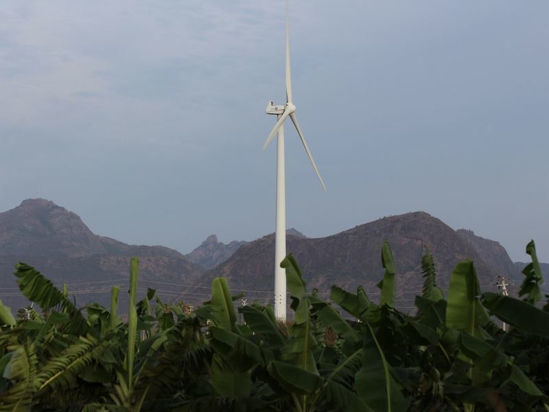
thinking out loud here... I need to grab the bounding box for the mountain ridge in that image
[199,212,516,308]
[0,199,544,311]
[0,199,202,308]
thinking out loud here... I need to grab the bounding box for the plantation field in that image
[1,241,548,411]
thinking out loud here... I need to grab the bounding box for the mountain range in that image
[0,199,542,311]
[0,199,203,309]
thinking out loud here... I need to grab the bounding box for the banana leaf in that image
[0,299,16,326]
[482,292,549,337]
[268,360,322,395]
[127,257,138,394]
[311,299,359,346]
[331,285,378,322]
[14,263,87,334]
[507,364,544,397]
[446,260,488,337]
[458,332,507,386]
[519,240,544,304]
[377,242,396,307]
[36,334,111,393]
[355,323,409,412]
[282,255,310,324]
[279,256,319,377]
[323,379,373,412]
[1,339,38,410]
[210,355,253,399]
[331,285,363,318]
[209,277,237,330]
[314,347,372,411]
[282,254,306,299]
[110,286,120,329]
[421,251,443,302]
[209,326,264,370]
[240,305,286,349]
[414,295,446,327]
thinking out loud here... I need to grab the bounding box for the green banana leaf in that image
[446,261,489,337]
[312,301,359,346]
[421,251,444,302]
[414,295,446,328]
[209,326,264,369]
[283,254,306,299]
[324,379,373,412]
[110,286,120,329]
[127,257,138,394]
[268,360,322,395]
[282,254,310,324]
[282,316,318,375]
[14,263,87,334]
[209,277,237,330]
[36,334,111,393]
[316,348,372,412]
[519,240,544,304]
[240,305,286,349]
[331,285,378,322]
[377,242,396,307]
[1,339,38,410]
[0,299,16,326]
[331,285,363,318]
[482,292,549,337]
[458,332,508,386]
[507,364,544,397]
[355,323,409,412]
[210,355,253,399]
[280,255,319,377]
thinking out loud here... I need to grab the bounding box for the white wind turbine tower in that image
[264,0,326,321]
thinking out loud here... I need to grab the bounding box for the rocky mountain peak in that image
[0,199,105,257]
[0,199,187,260]
[20,198,58,209]
[287,228,306,238]
[203,234,219,245]
[186,234,246,270]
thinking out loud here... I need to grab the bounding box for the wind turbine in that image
[264,0,326,321]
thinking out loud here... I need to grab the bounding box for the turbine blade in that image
[285,0,293,103]
[263,109,290,150]
[290,113,327,191]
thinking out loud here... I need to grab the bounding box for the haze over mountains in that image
[0,199,541,311]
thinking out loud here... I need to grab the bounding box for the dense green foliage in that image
[1,241,549,411]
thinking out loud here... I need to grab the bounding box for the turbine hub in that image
[286,102,296,113]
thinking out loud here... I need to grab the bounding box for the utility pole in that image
[496,275,509,332]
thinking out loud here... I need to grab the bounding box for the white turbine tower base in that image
[264,0,326,322]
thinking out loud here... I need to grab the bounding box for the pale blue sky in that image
[1,1,547,261]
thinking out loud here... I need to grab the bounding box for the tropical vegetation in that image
[0,240,548,411]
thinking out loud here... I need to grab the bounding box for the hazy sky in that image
[1,1,547,261]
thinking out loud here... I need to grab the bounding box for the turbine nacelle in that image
[266,101,285,116]
[266,101,296,116]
